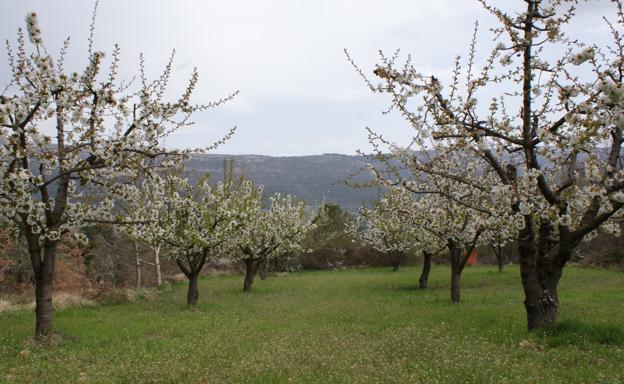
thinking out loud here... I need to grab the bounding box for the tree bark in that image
[186,273,199,305]
[243,258,261,292]
[519,242,560,330]
[29,240,57,339]
[450,265,462,303]
[448,239,463,303]
[419,251,432,289]
[517,220,571,330]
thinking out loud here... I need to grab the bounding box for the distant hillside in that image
[185,154,381,211]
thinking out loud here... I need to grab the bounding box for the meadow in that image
[1,265,623,383]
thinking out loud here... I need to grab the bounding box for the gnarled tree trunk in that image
[518,220,572,330]
[419,251,432,289]
[518,243,559,329]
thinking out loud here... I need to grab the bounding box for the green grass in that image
[1,265,623,383]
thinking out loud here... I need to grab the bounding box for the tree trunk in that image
[259,260,268,280]
[30,241,57,339]
[517,222,570,330]
[520,251,560,330]
[392,251,402,272]
[419,251,432,289]
[493,244,505,272]
[175,252,207,305]
[451,265,461,303]
[186,273,199,305]
[134,241,141,290]
[154,245,162,287]
[448,239,463,303]
[243,258,260,292]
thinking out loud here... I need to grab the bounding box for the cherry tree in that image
[350,0,624,328]
[356,137,521,299]
[131,175,258,305]
[348,187,438,287]
[0,10,236,337]
[348,188,420,272]
[412,191,517,302]
[365,172,517,300]
[231,193,316,292]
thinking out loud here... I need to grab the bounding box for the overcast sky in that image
[0,1,615,156]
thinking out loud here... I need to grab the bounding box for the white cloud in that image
[0,0,616,155]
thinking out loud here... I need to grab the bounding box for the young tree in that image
[409,192,497,303]
[350,0,624,328]
[0,10,236,338]
[131,175,257,305]
[348,188,438,287]
[382,191,440,290]
[232,193,316,292]
[348,189,418,272]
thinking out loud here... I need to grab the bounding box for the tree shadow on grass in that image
[395,285,424,292]
[540,319,624,348]
[394,284,444,293]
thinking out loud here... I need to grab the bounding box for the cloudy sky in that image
[0,1,615,156]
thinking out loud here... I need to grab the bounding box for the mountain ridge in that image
[185,153,380,211]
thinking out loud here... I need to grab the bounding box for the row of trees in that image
[349,0,624,330]
[0,8,318,339]
[3,0,623,339]
[349,183,518,301]
[126,171,317,304]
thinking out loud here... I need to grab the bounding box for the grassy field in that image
[1,265,623,383]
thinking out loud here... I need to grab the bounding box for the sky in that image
[0,1,616,156]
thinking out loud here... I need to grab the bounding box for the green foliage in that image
[306,202,353,249]
[1,266,623,383]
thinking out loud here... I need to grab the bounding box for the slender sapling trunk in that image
[154,245,162,286]
[134,241,141,290]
